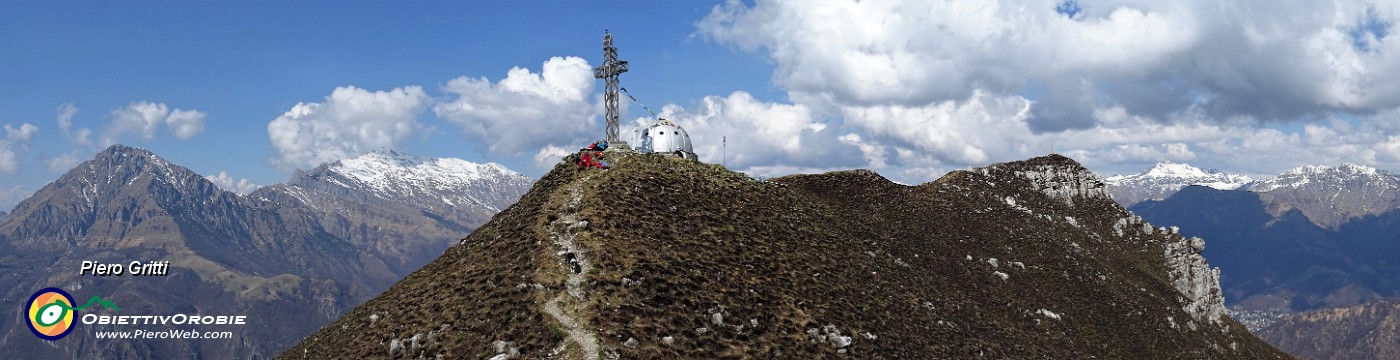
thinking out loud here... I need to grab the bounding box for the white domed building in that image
[631,119,698,161]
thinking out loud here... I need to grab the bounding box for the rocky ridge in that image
[281,153,1287,359]
[1245,163,1400,229]
[988,156,1227,327]
[253,150,533,273]
[289,149,530,212]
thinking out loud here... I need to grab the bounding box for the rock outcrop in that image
[1165,234,1227,326]
[1014,162,1111,205]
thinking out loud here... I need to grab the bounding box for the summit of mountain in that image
[282,153,1288,359]
[2,144,249,252]
[0,145,531,359]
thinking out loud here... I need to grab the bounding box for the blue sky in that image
[0,1,779,206]
[5,0,1400,210]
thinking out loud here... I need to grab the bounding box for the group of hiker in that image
[576,140,610,169]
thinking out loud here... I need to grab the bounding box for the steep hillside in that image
[1255,300,1400,360]
[0,145,529,359]
[282,153,1289,359]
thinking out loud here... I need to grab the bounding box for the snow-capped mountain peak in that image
[1143,161,1212,179]
[1247,163,1394,193]
[277,150,534,213]
[333,149,517,194]
[1113,161,1400,229]
[1104,161,1253,206]
[1105,161,1252,190]
[1278,163,1377,178]
[1230,163,1400,229]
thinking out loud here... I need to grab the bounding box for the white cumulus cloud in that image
[692,0,1400,179]
[165,109,206,139]
[0,123,38,174]
[56,103,91,146]
[700,0,1400,127]
[102,101,206,145]
[46,150,83,173]
[700,0,1196,125]
[0,184,30,211]
[46,103,95,173]
[642,91,862,176]
[205,171,261,195]
[434,56,599,157]
[267,85,431,169]
[839,91,1034,166]
[532,145,575,170]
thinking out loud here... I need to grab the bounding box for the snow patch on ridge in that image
[335,150,514,193]
[1104,161,1253,206]
[1104,161,1252,191]
[314,149,533,212]
[1247,163,1395,192]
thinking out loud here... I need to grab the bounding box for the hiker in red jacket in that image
[577,149,609,169]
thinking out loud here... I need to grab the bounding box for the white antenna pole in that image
[723,136,727,167]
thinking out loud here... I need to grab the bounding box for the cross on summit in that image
[593,30,628,145]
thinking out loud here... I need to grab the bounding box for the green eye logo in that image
[26,288,75,340]
[35,300,69,327]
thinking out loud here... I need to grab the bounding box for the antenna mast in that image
[594,30,629,143]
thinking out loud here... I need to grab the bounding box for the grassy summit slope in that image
[281,153,1290,359]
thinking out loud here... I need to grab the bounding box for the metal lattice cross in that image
[593,30,629,143]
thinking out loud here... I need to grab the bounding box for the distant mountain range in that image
[1132,187,1351,311]
[0,145,532,359]
[1104,162,1253,207]
[251,149,532,274]
[1247,164,1400,229]
[1075,161,1400,359]
[1255,299,1400,360]
[1108,162,1400,229]
[1126,162,1400,310]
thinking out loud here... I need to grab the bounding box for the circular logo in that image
[26,287,76,340]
